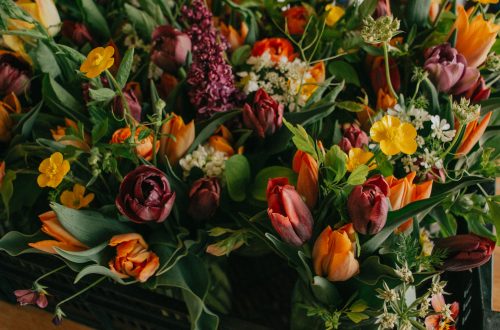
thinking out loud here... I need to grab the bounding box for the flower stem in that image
[54,276,106,310]
[441,123,464,158]
[34,265,67,286]
[105,70,137,136]
[383,42,398,100]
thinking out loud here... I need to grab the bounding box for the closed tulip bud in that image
[338,124,369,153]
[113,85,142,122]
[0,51,31,97]
[188,177,221,221]
[160,114,195,165]
[151,25,191,72]
[61,21,94,46]
[460,76,491,104]
[266,177,314,246]
[348,175,389,235]
[435,234,495,271]
[312,224,360,282]
[283,6,309,35]
[242,88,284,139]
[292,150,319,209]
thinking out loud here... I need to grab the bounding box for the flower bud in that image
[312,224,360,282]
[338,124,369,153]
[14,289,48,309]
[266,177,313,246]
[242,88,284,139]
[347,175,389,235]
[292,150,319,209]
[113,83,142,122]
[188,177,221,221]
[61,20,94,46]
[0,50,31,97]
[151,25,191,72]
[283,6,309,35]
[435,234,495,272]
[460,76,491,104]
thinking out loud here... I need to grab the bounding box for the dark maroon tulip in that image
[116,165,176,223]
[348,175,389,235]
[14,289,48,308]
[242,88,284,139]
[0,51,31,97]
[435,234,495,272]
[460,76,491,104]
[61,20,94,46]
[151,25,191,72]
[424,43,479,94]
[266,177,313,246]
[339,124,369,153]
[188,177,221,221]
[113,88,142,122]
[370,57,400,95]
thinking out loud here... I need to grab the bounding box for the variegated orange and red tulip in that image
[160,114,195,165]
[108,233,160,283]
[251,38,297,63]
[455,111,492,157]
[312,223,359,282]
[385,172,433,233]
[292,150,319,209]
[29,211,88,254]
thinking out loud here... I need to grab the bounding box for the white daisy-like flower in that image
[430,115,456,143]
[408,106,430,130]
[402,155,419,173]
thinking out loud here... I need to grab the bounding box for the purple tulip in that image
[113,88,142,122]
[348,175,389,235]
[0,51,31,97]
[116,165,176,223]
[435,234,495,272]
[424,43,479,94]
[14,289,48,309]
[242,88,284,139]
[188,177,221,221]
[339,124,369,153]
[151,25,191,72]
[267,177,313,246]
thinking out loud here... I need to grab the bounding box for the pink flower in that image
[14,289,48,309]
[151,25,191,72]
[338,124,369,153]
[425,293,459,330]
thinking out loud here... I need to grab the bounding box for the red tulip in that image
[151,25,191,72]
[338,124,369,153]
[242,88,284,139]
[0,50,31,97]
[435,234,495,271]
[459,76,491,103]
[370,56,400,96]
[266,177,313,246]
[188,177,221,221]
[347,175,389,235]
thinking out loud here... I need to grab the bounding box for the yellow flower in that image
[474,0,498,3]
[346,148,376,172]
[370,115,417,156]
[325,5,345,27]
[37,152,70,188]
[80,46,115,79]
[60,184,94,209]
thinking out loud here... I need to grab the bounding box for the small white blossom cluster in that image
[430,115,456,143]
[388,104,431,130]
[179,144,227,179]
[238,51,316,111]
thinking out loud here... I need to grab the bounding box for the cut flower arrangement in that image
[0,0,499,329]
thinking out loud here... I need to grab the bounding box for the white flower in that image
[179,144,227,179]
[408,106,430,130]
[402,155,419,173]
[430,115,456,143]
[416,135,425,148]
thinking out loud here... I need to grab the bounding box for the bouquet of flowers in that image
[0,0,498,329]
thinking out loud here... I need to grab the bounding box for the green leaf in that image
[116,48,134,88]
[0,170,16,218]
[251,166,297,201]
[231,45,251,66]
[89,88,116,103]
[336,101,366,112]
[347,165,369,186]
[33,41,61,78]
[51,203,132,247]
[325,146,348,183]
[0,231,47,256]
[74,264,131,284]
[54,242,109,264]
[91,117,108,143]
[429,206,456,237]
[290,81,344,123]
[328,61,360,86]
[375,152,393,177]
[78,0,111,39]
[406,0,431,28]
[311,276,342,306]
[355,256,397,285]
[283,119,317,157]
[345,312,369,324]
[358,0,378,18]
[225,155,251,202]
[125,3,156,41]
[487,199,500,244]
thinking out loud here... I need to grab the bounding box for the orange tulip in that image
[160,114,195,165]
[385,172,433,233]
[376,88,397,111]
[111,126,159,161]
[292,150,319,209]
[0,92,22,143]
[356,104,375,131]
[283,6,309,35]
[312,223,360,282]
[455,111,492,157]
[29,211,88,254]
[300,61,326,101]
[219,22,248,50]
[50,118,91,151]
[251,38,297,63]
[108,233,160,283]
[209,125,240,156]
[451,6,500,68]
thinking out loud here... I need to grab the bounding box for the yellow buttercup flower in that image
[325,5,345,27]
[80,46,115,79]
[37,152,70,188]
[370,115,417,156]
[474,0,498,4]
[60,184,94,209]
[346,148,376,172]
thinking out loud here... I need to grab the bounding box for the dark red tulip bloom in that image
[339,124,369,153]
[151,25,191,72]
[188,177,221,221]
[0,50,31,97]
[242,88,284,139]
[435,234,495,271]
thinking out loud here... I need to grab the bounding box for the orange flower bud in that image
[312,224,360,282]
[111,126,159,161]
[108,233,160,283]
[455,111,492,157]
[292,150,319,209]
[219,22,248,49]
[376,88,397,111]
[208,125,236,156]
[160,114,195,165]
[251,38,297,63]
[283,6,309,35]
[50,118,91,151]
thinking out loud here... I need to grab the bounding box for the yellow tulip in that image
[160,114,195,165]
[451,6,500,68]
[37,152,70,188]
[370,115,417,156]
[60,184,94,210]
[325,5,345,27]
[80,46,115,79]
[346,147,376,172]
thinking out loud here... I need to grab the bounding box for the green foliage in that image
[225,155,251,202]
[251,166,298,201]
